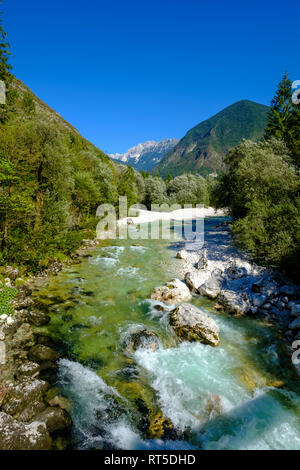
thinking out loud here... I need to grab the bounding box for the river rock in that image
[291,304,300,317]
[218,290,247,316]
[169,303,220,346]
[199,270,222,299]
[151,279,192,304]
[27,310,50,327]
[16,283,32,298]
[28,344,59,363]
[195,249,208,270]
[48,395,72,412]
[0,412,52,450]
[125,328,160,353]
[176,250,189,260]
[4,266,19,281]
[2,379,49,422]
[12,323,35,350]
[280,285,299,297]
[225,264,248,279]
[252,279,278,297]
[289,317,300,330]
[33,407,71,433]
[252,294,267,308]
[184,271,203,293]
[17,361,40,380]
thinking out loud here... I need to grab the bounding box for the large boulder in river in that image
[199,269,223,299]
[169,303,220,346]
[0,412,52,450]
[151,279,192,304]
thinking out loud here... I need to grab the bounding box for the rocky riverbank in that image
[150,220,300,369]
[0,239,104,450]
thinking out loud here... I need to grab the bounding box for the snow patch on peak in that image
[109,138,179,171]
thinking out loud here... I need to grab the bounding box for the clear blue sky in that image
[3,0,300,154]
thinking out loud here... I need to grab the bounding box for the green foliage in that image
[0,6,11,84]
[0,284,17,316]
[265,73,300,167]
[212,137,300,280]
[141,173,209,209]
[118,165,140,209]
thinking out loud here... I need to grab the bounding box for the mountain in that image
[155,100,269,178]
[110,138,179,171]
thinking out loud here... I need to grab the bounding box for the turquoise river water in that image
[34,218,300,450]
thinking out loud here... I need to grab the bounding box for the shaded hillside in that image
[156,100,269,178]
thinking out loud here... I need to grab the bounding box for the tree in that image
[143,176,167,208]
[118,165,139,208]
[0,6,11,84]
[166,173,173,184]
[212,138,300,278]
[265,73,300,167]
[0,157,33,249]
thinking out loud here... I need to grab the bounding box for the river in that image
[34,217,300,450]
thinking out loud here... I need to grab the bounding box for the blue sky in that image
[3,0,300,154]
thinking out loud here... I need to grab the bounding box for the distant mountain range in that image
[109,138,179,171]
[155,100,269,178]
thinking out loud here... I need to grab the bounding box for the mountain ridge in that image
[110,138,179,171]
[155,100,269,178]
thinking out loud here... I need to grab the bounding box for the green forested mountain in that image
[156,100,269,178]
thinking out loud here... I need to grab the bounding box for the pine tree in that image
[265,73,294,142]
[166,173,173,184]
[265,73,300,167]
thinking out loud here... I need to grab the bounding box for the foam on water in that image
[57,359,193,450]
[134,342,300,449]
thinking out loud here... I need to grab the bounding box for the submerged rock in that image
[148,411,175,439]
[27,310,50,327]
[151,278,192,304]
[169,303,220,346]
[0,412,52,450]
[125,328,160,354]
